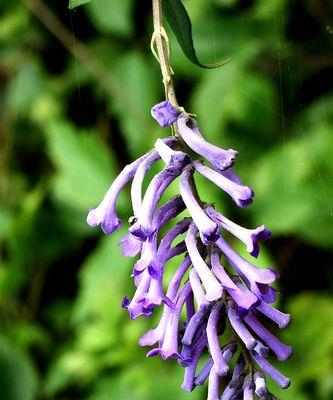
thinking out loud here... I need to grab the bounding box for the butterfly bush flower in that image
[87,100,292,399]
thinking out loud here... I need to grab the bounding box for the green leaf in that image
[163,0,230,68]
[107,51,159,158]
[0,336,38,400]
[87,0,133,36]
[246,122,333,248]
[269,293,333,399]
[43,120,116,215]
[8,60,44,115]
[73,232,132,325]
[88,359,202,400]
[68,0,92,9]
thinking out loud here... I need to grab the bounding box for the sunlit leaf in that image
[43,120,116,215]
[247,123,333,248]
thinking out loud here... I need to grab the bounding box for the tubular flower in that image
[87,101,292,399]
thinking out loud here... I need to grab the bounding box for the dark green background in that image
[0,0,332,399]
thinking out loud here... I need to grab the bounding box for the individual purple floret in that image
[185,224,223,301]
[180,166,219,244]
[206,206,270,258]
[87,151,151,234]
[129,169,179,240]
[244,312,293,361]
[211,249,260,314]
[227,301,257,350]
[194,162,254,208]
[215,236,278,303]
[254,371,267,397]
[87,101,292,400]
[151,100,181,127]
[207,302,229,376]
[251,352,291,389]
[118,234,142,257]
[177,114,238,172]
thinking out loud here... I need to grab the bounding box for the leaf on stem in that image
[163,0,230,68]
[68,0,92,10]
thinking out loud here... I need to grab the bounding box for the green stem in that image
[152,0,179,107]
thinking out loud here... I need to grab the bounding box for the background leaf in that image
[0,336,38,400]
[87,0,133,36]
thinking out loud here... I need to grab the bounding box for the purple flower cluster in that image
[87,100,292,399]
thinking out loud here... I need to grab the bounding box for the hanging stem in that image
[152,0,179,107]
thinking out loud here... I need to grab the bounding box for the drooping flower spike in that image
[87,100,292,399]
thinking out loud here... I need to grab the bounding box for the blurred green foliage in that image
[0,0,333,399]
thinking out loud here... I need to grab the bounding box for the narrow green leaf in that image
[68,0,92,10]
[163,0,230,68]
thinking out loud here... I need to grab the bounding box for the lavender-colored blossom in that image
[120,195,186,258]
[139,257,192,347]
[194,162,254,208]
[87,151,151,234]
[185,224,223,301]
[157,218,191,261]
[251,352,291,389]
[256,302,291,329]
[181,269,212,347]
[216,236,278,302]
[131,150,162,215]
[221,378,243,400]
[149,282,192,360]
[122,270,153,319]
[181,333,208,392]
[243,375,254,400]
[207,302,229,376]
[211,249,259,314]
[207,365,220,400]
[133,237,157,277]
[155,138,191,173]
[227,301,257,350]
[194,358,214,386]
[244,312,292,361]
[253,341,270,357]
[177,114,238,171]
[151,100,181,127]
[254,371,267,397]
[206,206,270,258]
[118,234,142,257]
[180,166,219,244]
[87,99,292,400]
[129,168,178,240]
[144,273,164,309]
[153,195,185,229]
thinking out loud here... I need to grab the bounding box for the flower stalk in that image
[152,0,178,107]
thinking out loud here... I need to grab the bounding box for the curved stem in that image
[152,0,179,107]
[152,0,182,137]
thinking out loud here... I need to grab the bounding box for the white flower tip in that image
[281,377,291,389]
[86,208,100,227]
[277,346,293,361]
[278,313,291,329]
[205,285,223,302]
[246,338,257,350]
